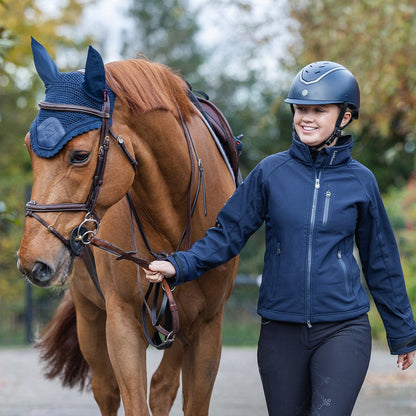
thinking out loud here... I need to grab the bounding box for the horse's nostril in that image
[31,261,53,286]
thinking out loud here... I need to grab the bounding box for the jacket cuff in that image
[167,253,185,286]
[388,334,416,355]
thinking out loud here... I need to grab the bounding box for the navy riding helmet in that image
[285,61,360,147]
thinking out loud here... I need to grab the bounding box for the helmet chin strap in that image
[310,102,350,150]
[312,126,342,149]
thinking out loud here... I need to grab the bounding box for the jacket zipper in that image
[322,190,331,225]
[337,248,349,296]
[271,242,281,293]
[306,171,321,328]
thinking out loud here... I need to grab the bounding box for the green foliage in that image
[0,27,16,58]
[352,123,415,192]
[0,0,93,304]
[367,182,416,339]
[288,0,416,191]
[222,283,260,346]
[386,179,416,304]
[0,201,19,233]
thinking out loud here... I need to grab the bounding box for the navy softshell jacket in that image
[168,137,416,355]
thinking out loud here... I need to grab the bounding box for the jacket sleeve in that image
[167,163,268,286]
[355,173,416,355]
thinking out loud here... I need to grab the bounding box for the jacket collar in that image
[289,134,353,168]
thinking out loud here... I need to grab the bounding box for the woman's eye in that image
[70,151,90,164]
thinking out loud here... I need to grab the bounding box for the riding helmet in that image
[285,61,360,120]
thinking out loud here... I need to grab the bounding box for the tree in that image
[0,0,94,196]
[121,0,204,84]
[287,0,416,190]
[0,0,92,303]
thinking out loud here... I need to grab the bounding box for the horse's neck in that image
[128,110,194,250]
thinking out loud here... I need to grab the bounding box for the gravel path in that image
[0,344,415,415]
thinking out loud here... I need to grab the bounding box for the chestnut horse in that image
[17,38,239,416]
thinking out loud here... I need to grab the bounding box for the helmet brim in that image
[284,98,345,105]
[284,98,359,119]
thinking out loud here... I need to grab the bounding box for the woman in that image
[145,61,416,415]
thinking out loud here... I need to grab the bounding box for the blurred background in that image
[1,0,416,346]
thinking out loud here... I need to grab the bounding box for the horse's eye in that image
[70,151,91,164]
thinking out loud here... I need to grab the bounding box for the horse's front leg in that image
[70,286,121,416]
[181,310,224,416]
[149,340,183,416]
[105,298,150,416]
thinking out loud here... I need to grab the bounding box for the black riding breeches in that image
[257,314,372,416]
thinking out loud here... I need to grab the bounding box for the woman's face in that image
[293,104,351,148]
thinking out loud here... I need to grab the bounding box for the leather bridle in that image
[25,91,139,253]
[25,89,204,349]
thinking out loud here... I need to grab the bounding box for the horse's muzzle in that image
[17,258,54,287]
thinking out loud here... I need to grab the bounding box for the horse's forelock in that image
[105,60,195,121]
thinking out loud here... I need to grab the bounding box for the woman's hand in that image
[144,260,176,283]
[397,350,415,370]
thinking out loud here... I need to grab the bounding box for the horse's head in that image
[17,38,136,287]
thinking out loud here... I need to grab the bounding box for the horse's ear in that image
[31,36,59,86]
[82,46,106,101]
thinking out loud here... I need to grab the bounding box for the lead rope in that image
[88,231,179,349]
[126,196,179,349]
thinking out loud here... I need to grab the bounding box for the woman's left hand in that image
[397,350,415,370]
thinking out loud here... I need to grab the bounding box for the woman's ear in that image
[341,110,352,128]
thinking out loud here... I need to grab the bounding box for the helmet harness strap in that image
[291,102,351,150]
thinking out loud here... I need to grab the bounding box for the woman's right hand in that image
[397,350,415,370]
[144,260,176,283]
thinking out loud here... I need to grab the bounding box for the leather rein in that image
[25,90,206,349]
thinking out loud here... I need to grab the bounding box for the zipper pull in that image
[315,178,320,189]
[307,320,312,328]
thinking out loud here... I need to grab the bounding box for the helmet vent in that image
[301,66,343,84]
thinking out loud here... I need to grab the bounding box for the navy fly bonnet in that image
[29,37,115,158]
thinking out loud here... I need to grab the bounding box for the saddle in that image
[188,88,243,186]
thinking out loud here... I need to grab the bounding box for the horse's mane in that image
[105,59,196,121]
